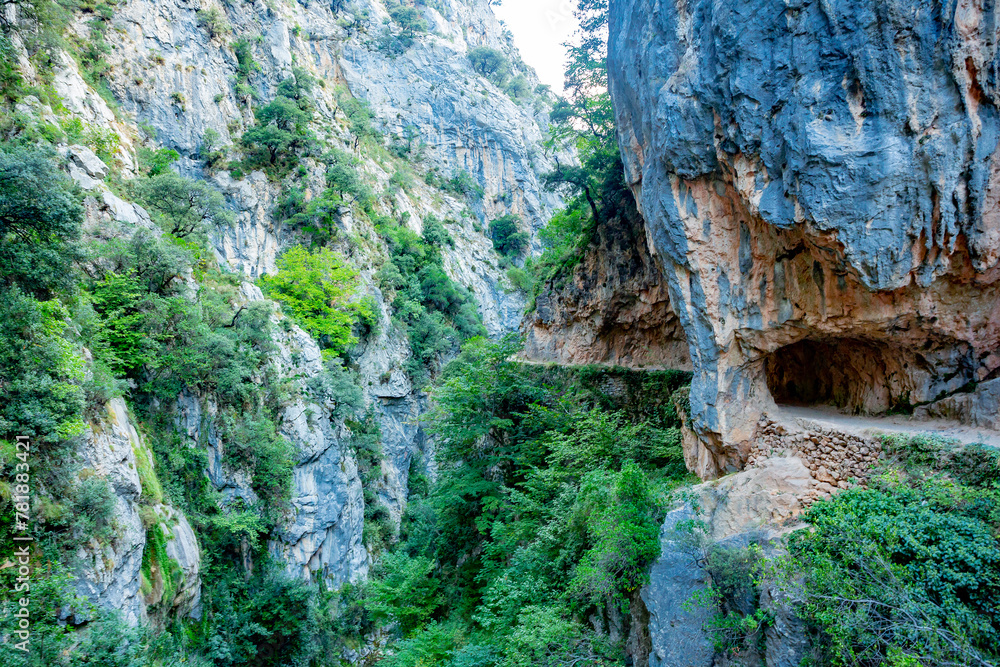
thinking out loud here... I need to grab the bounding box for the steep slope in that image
[607,0,1000,477]
[2,0,562,633]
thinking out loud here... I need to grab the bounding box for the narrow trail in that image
[772,404,1000,448]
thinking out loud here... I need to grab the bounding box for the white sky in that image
[493,0,580,94]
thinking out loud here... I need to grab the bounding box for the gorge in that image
[0,0,998,665]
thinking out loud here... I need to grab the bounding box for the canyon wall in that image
[524,196,692,369]
[607,0,1000,477]
[12,0,561,618]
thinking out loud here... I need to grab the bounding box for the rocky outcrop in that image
[524,197,692,369]
[915,376,1000,429]
[644,458,814,666]
[74,398,202,626]
[67,0,561,593]
[608,0,1000,477]
[73,398,149,626]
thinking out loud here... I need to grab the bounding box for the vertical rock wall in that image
[78,0,563,589]
[607,0,1000,477]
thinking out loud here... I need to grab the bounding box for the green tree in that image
[89,270,159,375]
[489,214,529,258]
[468,46,509,84]
[388,4,428,38]
[259,246,362,354]
[0,146,83,297]
[367,551,442,635]
[132,171,234,239]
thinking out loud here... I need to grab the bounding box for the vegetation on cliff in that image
[341,336,694,664]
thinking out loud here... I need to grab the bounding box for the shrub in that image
[197,127,226,167]
[259,246,362,354]
[489,213,529,258]
[785,482,1000,665]
[307,357,364,419]
[241,91,315,174]
[421,214,453,248]
[336,88,378,138]
[137,146,180,176]
[569,462,663,614]
[324,148,373,206]
[196,6,230,38]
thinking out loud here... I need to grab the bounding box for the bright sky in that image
[493,0,580,94]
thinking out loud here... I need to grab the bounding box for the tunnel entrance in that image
[765,338,913,414]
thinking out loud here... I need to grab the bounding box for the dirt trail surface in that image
[773,404,1000,448]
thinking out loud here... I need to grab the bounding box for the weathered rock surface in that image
[74,398,201,626]
[644,458,814,667]
[158,504,202,619]
[915,377,1000,429]
[70,0,561,593]
[524,198,692,369]
[608,0,1000,477]
[73,398,148,626]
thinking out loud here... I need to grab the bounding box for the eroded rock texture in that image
[524,197,692,369]
[608,0,1000,477]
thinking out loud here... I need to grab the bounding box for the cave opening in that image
[764,337,913,415]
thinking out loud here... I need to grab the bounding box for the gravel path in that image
[773,404,1000,447]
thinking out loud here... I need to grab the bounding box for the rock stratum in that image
[604,0,1000,478]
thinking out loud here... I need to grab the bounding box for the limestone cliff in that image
[606,0,1000,477]
[524,193,692,369]
[13,0,561,615]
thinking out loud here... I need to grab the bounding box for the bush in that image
[336,88,378,138]
[197,127,226,167]
[784,481,1000,665]
[259,246,362,355]
[0,289,86,446]
[137,146,180,176]
[196,6,230,38]
[489,214,529,258]
[324,148,373,206]
[307,357,364,419]
[241,73,315,175]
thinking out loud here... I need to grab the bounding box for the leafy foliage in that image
[259,245,364,355]
[353,336,692,663]
[376,215,485,384]
[132,171,234,241]
[0,146,84,297]
[241,70,315,176]
[488,214,529,259]
[467,46,509,85]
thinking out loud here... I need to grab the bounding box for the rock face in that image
[77,0,561,592]
[524,197,692,369]
[607,0,1000,477]
[75,398,201,626]
[73,398,149,626]
[644,458,814,666]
